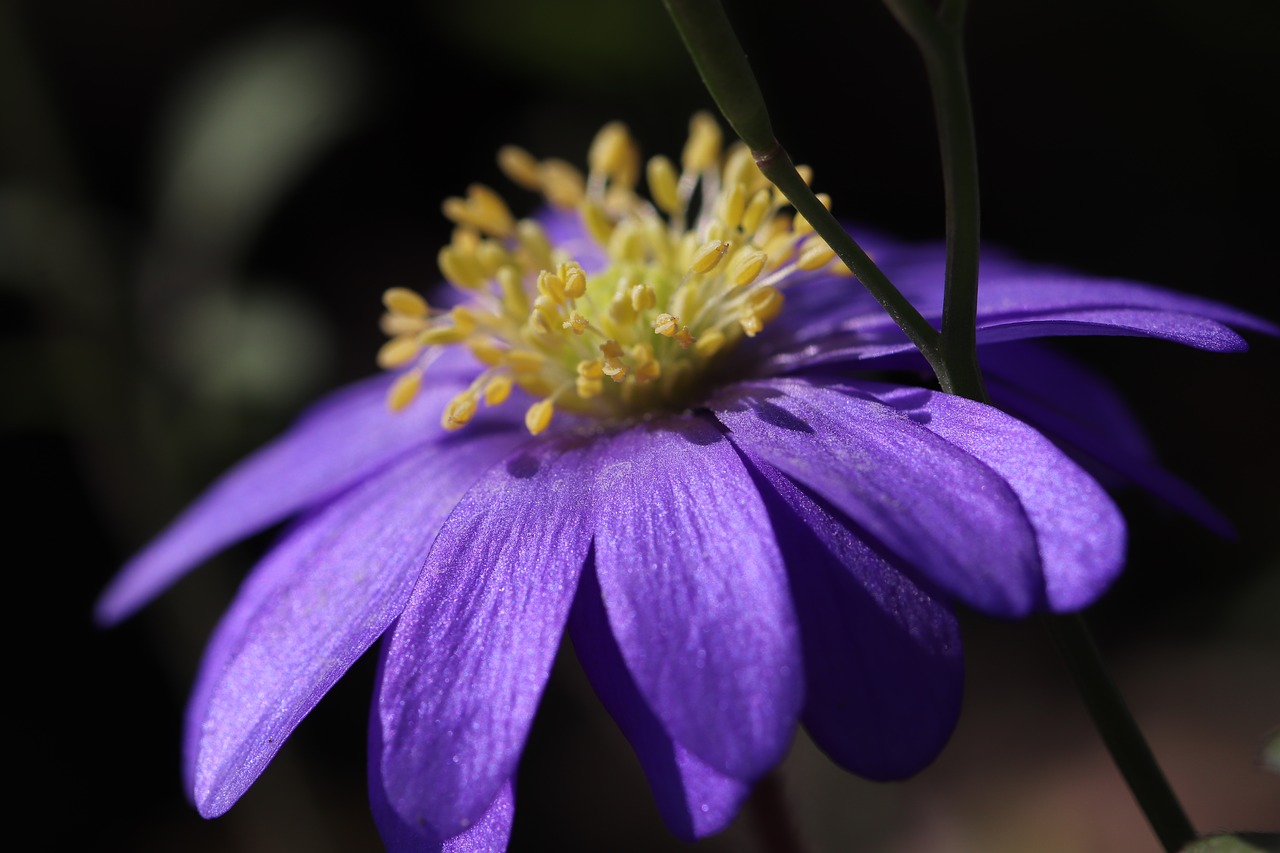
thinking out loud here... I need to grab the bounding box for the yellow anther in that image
[562,311,589,334]
[475,240,511,277]
[377,335,421,369]
[720,182,747,231]
[653,313,681,337]
[438,246,486,289]
[516,219,554,271]
[673,326,695,349]
[589,122,633,178]
[483,374,512,406]
[442,392,479,430]
[538,158,585,208]
[581,200,615,247]
[740,313,763,337]
[741,188,773,235]
[524,399,555,435]
[641,217,674,266]
[646,156,681,214]
[442,184,516,238]
[468,338,506,366]
[682,112,723,174]
[722,144,756,190]
[690,239,729,274]
[576,375,604,398]
[747,285,785,323]
[496,266,528,317]
[380,312,428,337]
[600,339,628,382]
[556,264,584,301]
[729,250,768,287]
[577,359,604,379]
[497,145,543,190]
[797,239,837,271]
[507,350,546,373]
[537,270,567,304]
[450,306,478,334]
[609,222,645,264]
[631,343,661,383]
[609,290,637,324]
[387,370,423,412]
[796,164,815,186]
[418,324,467,346]
[382,287,429,317]
[630,283,656,312]
[694,328,726,358]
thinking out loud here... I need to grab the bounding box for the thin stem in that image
[881,0,984,399]
[1043,615,1196,852]
[662,0,945,373]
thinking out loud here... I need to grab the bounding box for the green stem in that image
[884,2,1196,847]
[881,0,984,399]
[1043,615,1196,852]
[662,0,945,374]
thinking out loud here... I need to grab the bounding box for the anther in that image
[377,336,421,369]
[387,369,423,412]
[524,399,555,435]
[646,156,682,214]
[690,240,729,274]
[382,287,429,316]
[682,112,722,174]
[442,392,479,430]
[653,313,681,337]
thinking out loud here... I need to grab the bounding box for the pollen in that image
[376,114,845,434]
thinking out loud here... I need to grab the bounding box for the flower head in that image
[98,117,1276,851]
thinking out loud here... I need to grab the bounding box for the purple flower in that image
[98,116,1275,851]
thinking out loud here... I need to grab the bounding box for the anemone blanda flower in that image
[97,115,1275,851]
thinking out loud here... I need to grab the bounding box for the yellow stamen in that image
[387,370,423,412]
[682,111,722,174]
[377,336,421,369]
[524,399,555,435]
[442,392,479,430]
[382,287,429,316]
[690,240,729,274]
[483,374,512,406]
[653,313,681,337]
[646,156,681,214]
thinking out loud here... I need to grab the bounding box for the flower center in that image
[376,114,846,435]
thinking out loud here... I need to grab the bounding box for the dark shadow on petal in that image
[505,453,541,479]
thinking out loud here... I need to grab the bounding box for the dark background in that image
[5,0,1277,850]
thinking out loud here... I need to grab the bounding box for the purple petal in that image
[973,309,1249,352]
[589,417,803,780]
[185,431,521,818]
[369,671,514,853]
[97,351,488,625]
[859,383,1126,612]
[712,379,1044,617]
[744,458,963,779]
[568,557,750,841]
[376,435,598,837]
[982,343,1234,536]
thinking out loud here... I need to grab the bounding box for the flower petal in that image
[185,431,522,817]
[568,557,750,841]
[973,309,1249,352]
[745,458,964,779]
[589,416,803,780]
[982,343,1234,536]
[858,382,1126,612]
[369,679,514,853]
[96,351,488,625]
[376,435,597,837]
[713,379,1044,617]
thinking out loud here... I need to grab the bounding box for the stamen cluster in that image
[377,114,846,434]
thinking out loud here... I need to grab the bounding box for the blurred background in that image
[4,0,1277,850]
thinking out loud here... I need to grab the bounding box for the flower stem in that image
[1043,615,1196,852]
[881,0,984,400]
[661,0,946,375]
[884,1,1197,847]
